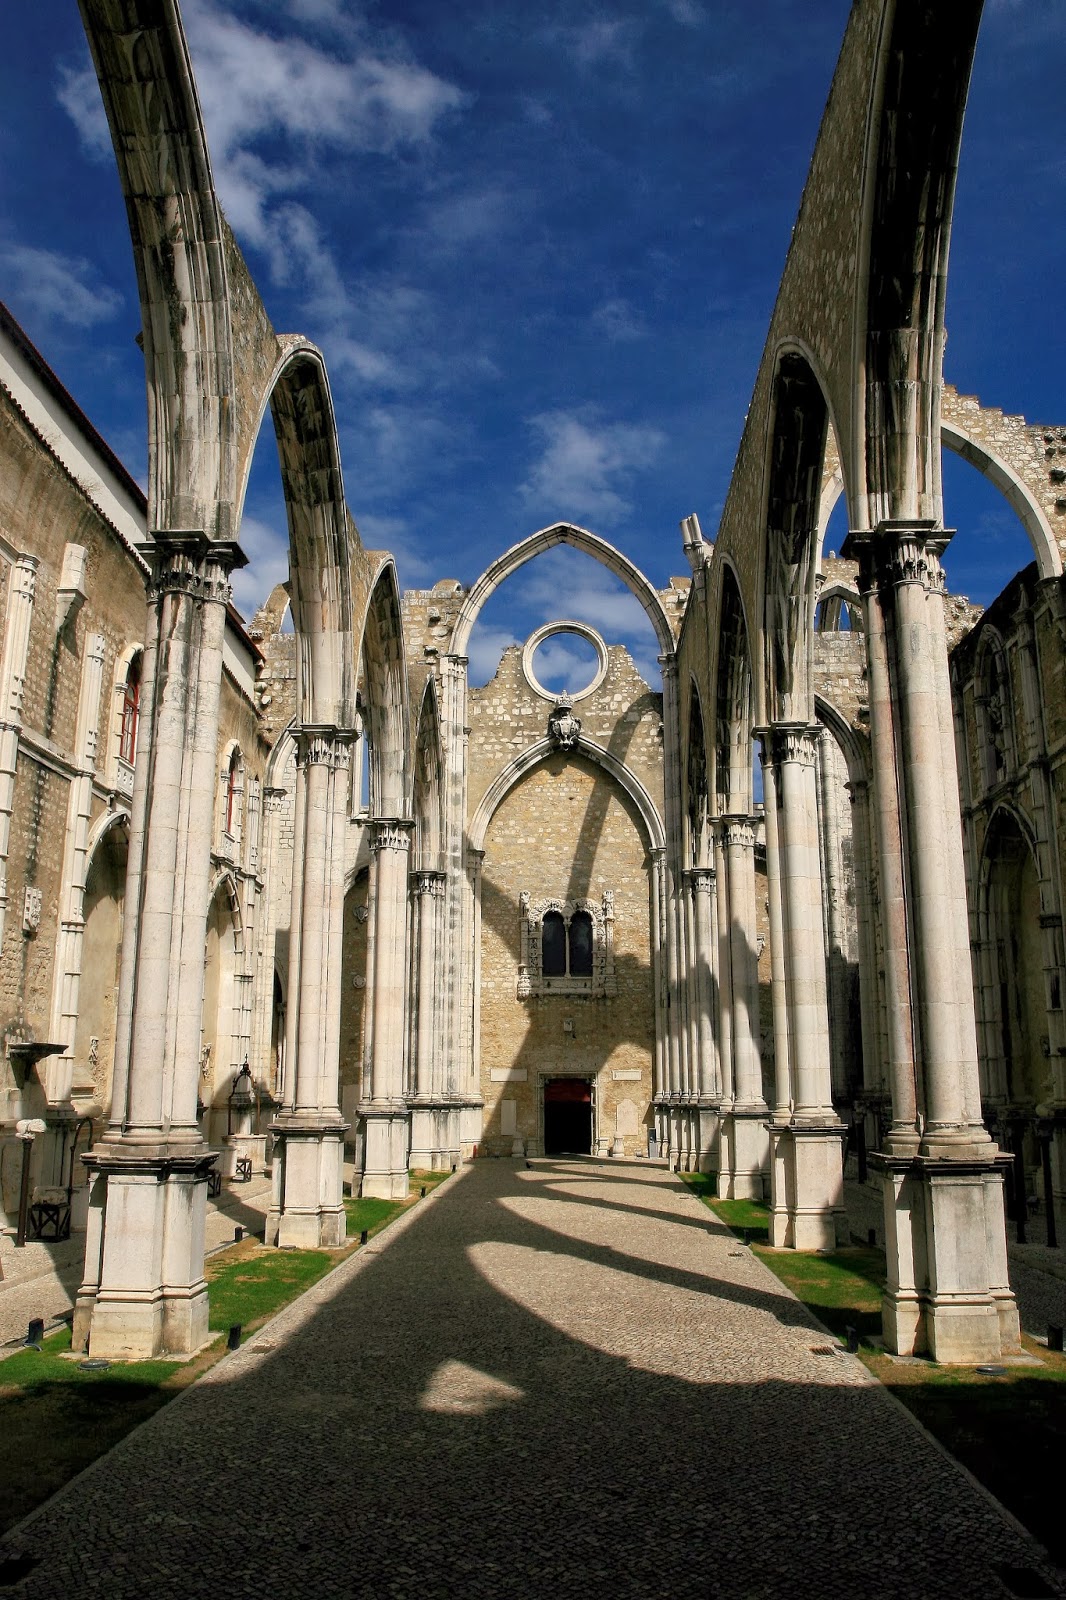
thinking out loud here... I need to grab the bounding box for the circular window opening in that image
[522,622,608,702]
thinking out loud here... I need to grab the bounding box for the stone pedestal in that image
[222,1132,267,1178]
[875,1152,1020,1362]
[361,1108,410,1198]
[408,1103,437,1170]
[267,1115,347,1248]
[696,1101,720,1174]
[772,1124,847,1250]
[73,1146,215,1358]
[718,1109,768,1200]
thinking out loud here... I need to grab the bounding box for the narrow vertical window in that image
[225,749,240,836]
[542,910,566,977]
[568,910,594,976]
[119,655,140,765]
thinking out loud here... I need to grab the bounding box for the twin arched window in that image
[541,908,594,979]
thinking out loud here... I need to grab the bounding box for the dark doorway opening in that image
[543,1077,593,1155]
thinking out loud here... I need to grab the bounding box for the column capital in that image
[841,520,953,597]
[139,531,247,605]
[683,864,715,895]
[657,652,678,679]
[369,817,414,853]
[440,653,469,679]
[294,725,353,770]
[718,814,756,851]
[767,721,822,769]
[411,868,447,897]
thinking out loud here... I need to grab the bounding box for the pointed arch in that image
[715,561,755,814]
[357,560,410,818]
[450,521,674,661]
[413,676,444,870]
[469,734,665,856]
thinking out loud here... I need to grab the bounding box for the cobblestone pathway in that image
[2,1160,1060,1599]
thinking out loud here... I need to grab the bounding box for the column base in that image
[874,1151,1020,1363]
[72,1144,215,1360]
[769,1122,847,1250]
[267,1115,348,1248]
[361,1108,410,1199]
[696,1101,721,1175]
[717,1106,769,1200]
[408,1104,437,1170]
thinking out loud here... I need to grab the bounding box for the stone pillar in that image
[0,555,38,956]
[361,819,413,1197]
[717,816,769,1199]
[758,739,793,1246]
[765,725,845,1249]
[74,532,242,1360]
[685,865,720,1173]
[269,727,352,1248]
[649,845,669,1155]
[48,631,108,1107]
[845,521,1018,1361]
[409,869,446,1169]
[712,820,734,1190]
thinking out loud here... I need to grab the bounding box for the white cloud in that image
[230,513,290,617]
[591,297,646,343]
[664,0,704,25]
[55,62,111,160]
[468,626,521,687]
[521,409,664,526]
[356,512,434,586]
[564,18,637,71]
[0,243,122,329]
[530,635,601,695]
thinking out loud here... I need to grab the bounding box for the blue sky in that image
[0,0,1060,690]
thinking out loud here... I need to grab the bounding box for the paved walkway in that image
[1,1160,1061,1599]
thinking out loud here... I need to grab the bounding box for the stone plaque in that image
[612,1068,641,1081]
[615,1098,639,1137]
[500,1098,517,1136]
[490,1068,528,1082]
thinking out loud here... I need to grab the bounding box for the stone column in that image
[660,655,686,1160]
[717,816,769,1199]
[845,521,1018,1361]
[766,725,845,1249]
[685,865,720,1173]
[649,845,669,1155]
[408,869,446,1169]
[0,555,38,956]
[757,738,793,1245]
[48,631,107,1107]
[361,819,413,1197]
[712,819,734,1189]
[74,532,242,1360]
[269,727,351,1248]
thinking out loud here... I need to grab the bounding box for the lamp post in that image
[14,1118,46,1247]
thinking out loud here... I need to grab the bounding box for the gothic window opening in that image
[517,892,615,998]
[118,652,140,766]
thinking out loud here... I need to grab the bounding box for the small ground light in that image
[25,1318,43,1347]
[420,1186,427,1199]
[867,1228,876,1247]
[360,1229,368,1245]
[234,1225,243,1243]
[227,1325,241,1351]
[845,1326,860,1353]
[1048,1325,1064,1352]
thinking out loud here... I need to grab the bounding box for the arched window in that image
[118,653,140,766]
[225,749,240,835]
[542,911,567,977]
[568,910,594,976]
[517,893,615,998]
